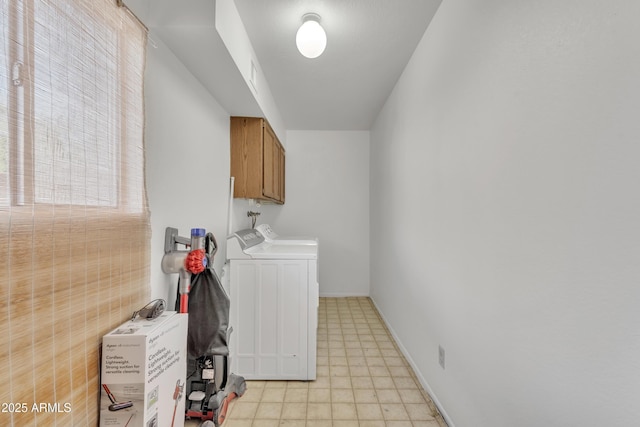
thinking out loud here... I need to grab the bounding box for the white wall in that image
[143,41,371,301]
[145,37,231,306]
[370,1,640,426]
[254,130,371,297]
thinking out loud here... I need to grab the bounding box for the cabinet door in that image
[271,141,282,203]
[229,260,309,379]
[230,117,264,199]
[262,123,277,200]
[278,144,285,203]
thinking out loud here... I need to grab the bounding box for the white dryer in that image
[227,229,319,380]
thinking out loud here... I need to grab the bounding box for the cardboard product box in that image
[100,311,188,427]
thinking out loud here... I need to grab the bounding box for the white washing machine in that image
[227,228,319,380]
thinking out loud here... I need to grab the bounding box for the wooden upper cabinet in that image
[230,117,285,204]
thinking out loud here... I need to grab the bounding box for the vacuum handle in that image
[206,232,218,260]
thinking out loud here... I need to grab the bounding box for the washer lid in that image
[244,242,318,260]
[256,223,318,246]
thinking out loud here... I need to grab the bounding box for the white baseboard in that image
[370,297,455,427]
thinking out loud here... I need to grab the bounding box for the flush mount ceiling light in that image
[296,13,327,59]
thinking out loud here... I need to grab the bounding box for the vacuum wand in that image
[178,269,191,313]
[161,227,207,313]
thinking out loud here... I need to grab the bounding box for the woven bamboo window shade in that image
[0,0,149,425]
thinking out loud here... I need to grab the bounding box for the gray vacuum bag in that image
[177,267,230,358]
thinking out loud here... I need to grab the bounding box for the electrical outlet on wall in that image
[439,345,445,369]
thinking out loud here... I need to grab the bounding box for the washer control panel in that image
[256,224,276,240]
[233,228,265,250]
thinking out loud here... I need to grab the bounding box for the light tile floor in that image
[186,297,446,427]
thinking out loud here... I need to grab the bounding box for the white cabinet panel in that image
[230,259,316,380]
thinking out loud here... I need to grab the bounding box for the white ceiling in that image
[234,0,442,130]
[125,0,442,131]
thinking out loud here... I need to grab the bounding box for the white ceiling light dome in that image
[296,13,327,59]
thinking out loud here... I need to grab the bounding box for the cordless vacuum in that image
[161,227,208,313]
[161,226,245,425]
